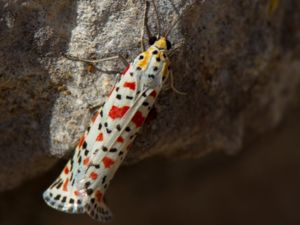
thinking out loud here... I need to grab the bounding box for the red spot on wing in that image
[92,112,99,123]
[64,166,69,174]
[102,156,115,168]
[109,105,129,119]
[74,190,80,196]
[121,65,130,76]
[150,90,157,98]
[89,172,98,180]
[123,82,136,90]
[83,157,90,166]
[96,133,104,141]
[78,135,85,148]
[63,179,69,192]
[132,111,145,128]
[95,190,103,202]
[117,136,124,143]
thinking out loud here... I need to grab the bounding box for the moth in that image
[43,0,192,222]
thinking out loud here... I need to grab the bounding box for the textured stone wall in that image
[0,0,299,191]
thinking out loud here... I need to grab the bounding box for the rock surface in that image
[0,0,300,191]
[1,106,300,225]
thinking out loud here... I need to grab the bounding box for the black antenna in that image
[151,0,161,37]
[165,1,197,38]
[141,1,151,51]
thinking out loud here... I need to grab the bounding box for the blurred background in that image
[1,105,300,225]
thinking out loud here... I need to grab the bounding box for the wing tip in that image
[42,189,85,214]
[86,197,113,222]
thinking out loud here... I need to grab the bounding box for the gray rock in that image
[0,0,299,191]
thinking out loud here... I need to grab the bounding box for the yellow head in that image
[149,36,172,50]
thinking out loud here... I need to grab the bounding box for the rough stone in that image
[0,0,300,191]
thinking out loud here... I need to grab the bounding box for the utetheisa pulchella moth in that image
[43,0,193,222]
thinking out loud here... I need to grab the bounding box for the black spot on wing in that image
[116,124,121,131]
[86,189,93,196]
[78,156,82,164]
[56,180,63,189]
[50,178,61,189]
[109,148,117,153]
[106,128,112,133]
[83,141,87,149]
[85,181,91,188]
[61,196,67,203]
[102,176,107,184]
[129,135,135,140]
[148,74,155,79]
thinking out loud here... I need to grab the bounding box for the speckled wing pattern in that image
[43,38,170,222]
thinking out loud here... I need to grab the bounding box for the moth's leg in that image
[169,70,187,95]
[167,40,187,95]
[64,53,129,68]
[87,101,105,113]
[168,40,185,57]
[116,54,130,68]
[64,54,127,109]
[66,53,128,107]
[87,70,121,111]
[86,60,122,75]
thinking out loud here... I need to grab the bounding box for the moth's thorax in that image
[131,43,170,90]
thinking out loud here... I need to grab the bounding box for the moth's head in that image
[149,36,172,50]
